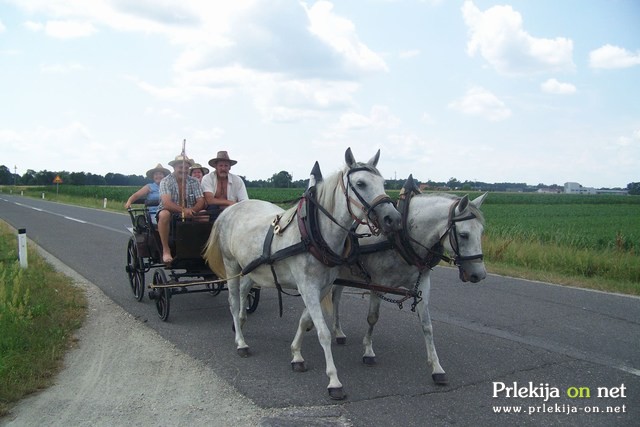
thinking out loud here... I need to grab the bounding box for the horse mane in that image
[418,192,485,224]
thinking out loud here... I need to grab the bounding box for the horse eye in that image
[356,180,365,188]
[458,232,469,239]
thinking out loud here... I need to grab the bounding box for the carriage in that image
[126,147,487,400]
[125,200,260,321]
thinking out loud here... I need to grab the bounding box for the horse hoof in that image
[336,337,347,345]
[237,347,250,358]
[432,373,448,385]
[328,387,346,400]
[291,361,307,372]
[362,356,377,366]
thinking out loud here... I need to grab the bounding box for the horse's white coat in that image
[203,148,402,399]
[329,192,487,383]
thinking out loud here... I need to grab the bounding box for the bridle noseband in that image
[446,208,484,264]
[394,191,484,270]
[341,165,395,236]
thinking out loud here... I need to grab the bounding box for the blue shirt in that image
[146,182,161,217]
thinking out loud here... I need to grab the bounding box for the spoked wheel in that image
[246,288,260,314]
[152,269,171,321]
[206,282,224,296]
[126,237,146,301]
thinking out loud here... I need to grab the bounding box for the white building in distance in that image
[564,182,627,195]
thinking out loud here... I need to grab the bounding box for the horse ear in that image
[345,147,356,167]
[308,161,323,188]
[471,192,488,208]
[456,195,469,215]
[403,174,421,194]
[368,149,381,167]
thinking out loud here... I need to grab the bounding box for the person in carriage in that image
[157,155,206,264]
[189,163,209,183]
[124,163,170,221]
[200,150,248,222]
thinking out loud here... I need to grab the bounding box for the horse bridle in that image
[445,201,484,265]
[340,165,395,236]
[398,196,484,270]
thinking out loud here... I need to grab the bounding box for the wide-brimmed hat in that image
[208,151,237,168]
[146,163,171,180]
[168,154,195,167]
[190,163,210,175]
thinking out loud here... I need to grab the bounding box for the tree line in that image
[1,165,637,194]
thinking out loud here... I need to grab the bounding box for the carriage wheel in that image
[206,282,223,296]
[126,237,146,301]
[152,269,171,321]
[246,288,260,314]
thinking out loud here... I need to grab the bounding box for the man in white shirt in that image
[201,150,248,221]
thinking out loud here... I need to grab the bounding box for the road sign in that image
[53,175,63,184]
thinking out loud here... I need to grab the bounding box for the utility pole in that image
[14,165,17,186]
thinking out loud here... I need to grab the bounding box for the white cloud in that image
[336,105,401,131]
[589,44,640,69]
[399,49,420,59]
[462,1,574,75]
[540,78,576,95]
[0,19,6,33]
[40,62,86,74]
[44,20,97,39]
[304,1,388,73]
[24,21,44,32]
[10,1,385,123]
[449,87,511,121]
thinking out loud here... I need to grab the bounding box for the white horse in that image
[203,148,402,400]
[329,179,487,385]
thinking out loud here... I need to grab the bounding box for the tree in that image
[0,165,12,185]
[447,177,461,190]
[269,171,293,188]
[627,182,640,195]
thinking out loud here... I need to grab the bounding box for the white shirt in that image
[201,172,248,203]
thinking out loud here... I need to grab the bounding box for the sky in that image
[1,0,639,188]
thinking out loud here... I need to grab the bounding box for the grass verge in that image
[0,221,87,417]
[483,236,640,296]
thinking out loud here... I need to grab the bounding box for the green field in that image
[2,185,639,295]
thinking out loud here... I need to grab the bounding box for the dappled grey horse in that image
[203,148,402,400]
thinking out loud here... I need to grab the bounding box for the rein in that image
[391,188,484,270]
[241,164,394,316]
[341,181,484,310]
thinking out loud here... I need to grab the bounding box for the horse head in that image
[448,193,487,283]
[343,148,402,234]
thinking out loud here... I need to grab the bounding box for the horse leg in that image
[332,286,347,345]
[226,272,250,357]
[416,274,447,385]
[290,308,313,372]
[237,276,254,330]
[362,293,381,366]
[299,285,345,400]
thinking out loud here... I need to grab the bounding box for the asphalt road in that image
[1,193,638,426]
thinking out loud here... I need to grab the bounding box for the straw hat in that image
[208,151,237,168]
[168,154,194,167]
[146,163,170,180]
[190,163,210,175]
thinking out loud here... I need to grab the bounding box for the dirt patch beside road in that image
[1,247,268,427]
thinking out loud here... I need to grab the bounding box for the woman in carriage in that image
[124,163,170,220]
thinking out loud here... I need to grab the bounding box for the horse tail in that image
[321,290,334,324]
[203,220,227,279]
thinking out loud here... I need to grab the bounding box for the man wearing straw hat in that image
[201,150,248,222]
[157,154,205,264]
